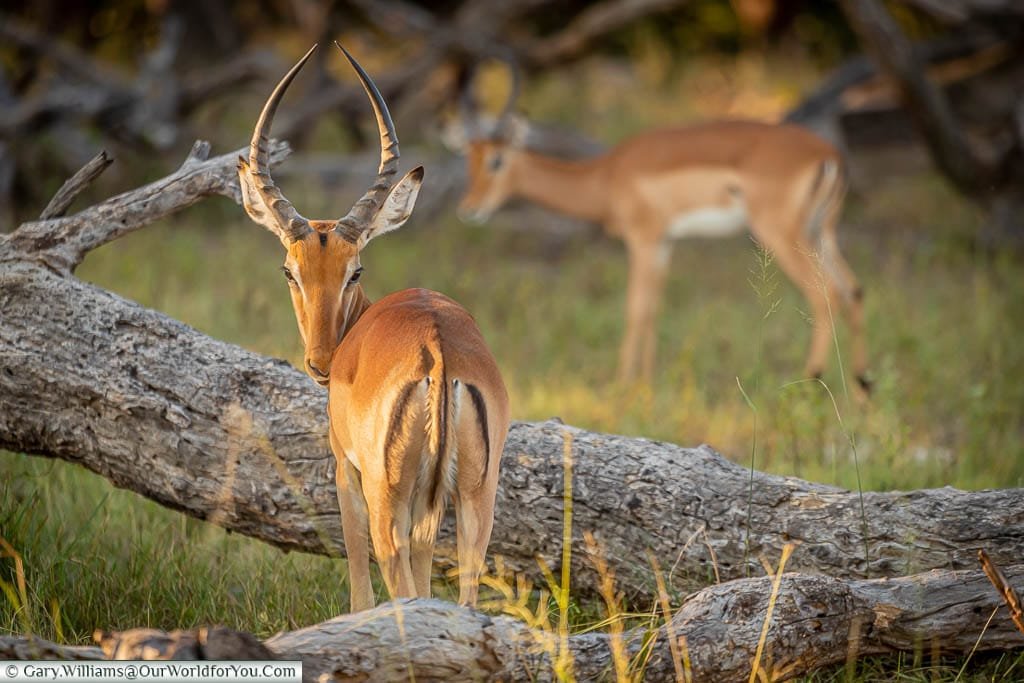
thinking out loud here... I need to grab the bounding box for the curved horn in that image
[335,42,400,242]
[494,57,521,137]
[242,44,316,243]
[456,62,481,140]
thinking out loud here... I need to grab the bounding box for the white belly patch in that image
[666,204,748,239]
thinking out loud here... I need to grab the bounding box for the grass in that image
[3,48,1023,679]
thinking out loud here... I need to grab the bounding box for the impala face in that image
[458,139,519,223]
[280,229,363,384]
[237,43,422,385]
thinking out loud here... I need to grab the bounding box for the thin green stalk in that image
[737,377,758,579]
[784,378,871,576]
[740,244,779,578]
[953,605,1000,682]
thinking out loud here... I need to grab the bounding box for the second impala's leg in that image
[802,164,869,391]
[640,242,672,380]
[618,237,670,383]
[330,432,374,612]
[451,380,501,606]
[750,205,841,380]
[819,217,869,391]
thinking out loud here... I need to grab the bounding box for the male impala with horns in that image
[237,44,510,612]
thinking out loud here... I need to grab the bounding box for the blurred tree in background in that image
[1,0,1022,241]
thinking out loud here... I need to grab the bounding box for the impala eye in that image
[348,267,363,285]
[488,154,504,171]
[281,266,297,285]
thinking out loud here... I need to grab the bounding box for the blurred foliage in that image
[2,4,1022,680]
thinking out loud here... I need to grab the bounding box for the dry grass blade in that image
[0,537,32,633]
[648,551,690,683]
[584,531,630,682]
[979,549,1024,635]
[748,542,796,683]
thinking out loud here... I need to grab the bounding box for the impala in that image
[238,44,510,611]
[455,90,869,393]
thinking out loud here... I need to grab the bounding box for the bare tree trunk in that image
[2,142,1023,602]
[3,565,1023,681]
[837,0,1024,244]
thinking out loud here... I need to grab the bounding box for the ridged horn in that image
[245,44,316,243]
[457,62,482,140]
[493,57,521,139]
[334,41,400,243]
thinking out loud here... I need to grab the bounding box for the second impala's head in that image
[238,44,423,386]
[452,64,527,224]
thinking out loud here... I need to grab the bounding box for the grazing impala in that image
[455,89,869,393]
[238,44,510,611]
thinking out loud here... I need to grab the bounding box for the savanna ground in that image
[2,49,1023,681]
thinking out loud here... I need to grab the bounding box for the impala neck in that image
[338,285,373,341]
[510,151,610,223]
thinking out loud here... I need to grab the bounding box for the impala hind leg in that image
[453,482,497,606]
[331,436,374,612]
[410,526,439,598]
[452,381,500,606]
[821,231,870,393]
[755,227,842,381]
[409,485,444,598]
[367,498,417,600]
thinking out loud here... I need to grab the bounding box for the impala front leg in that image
[332,439,374,612]
[618,239,668,384]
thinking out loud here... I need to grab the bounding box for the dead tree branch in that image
[38,151,114,220]
[838,0,997,192]
[2,142,1023,601]
[4,566,1023,681]
[2,140,288,274]
[525,0,691,68]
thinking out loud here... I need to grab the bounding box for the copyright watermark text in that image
[1,661,301,683]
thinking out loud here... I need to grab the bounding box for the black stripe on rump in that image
[465,382,490,478]
[428,368,448,503]
[383,380,421,479]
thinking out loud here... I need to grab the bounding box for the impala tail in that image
[414,345,495,547]
[409,342,455,548]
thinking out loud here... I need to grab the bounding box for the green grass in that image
[3,175,1021,677]
[3,50,1023,679]
[1,459,349,641]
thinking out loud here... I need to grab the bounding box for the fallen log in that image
[3,565,1022,681]
[2,142,1023,601]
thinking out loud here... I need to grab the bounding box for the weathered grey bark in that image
[38,151,114,221]
[838,0,996,193]
[0,638,102,661]
[4,566,1023,681]
[2,141,1024,601]
[837,0,1024,244]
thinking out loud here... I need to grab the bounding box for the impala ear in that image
[359,167,424,249]
[440,114,470,153]
[237,158,276,233]
[505,113,529,147]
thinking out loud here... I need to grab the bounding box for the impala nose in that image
[305,359,330,385]
[457,206,487,225]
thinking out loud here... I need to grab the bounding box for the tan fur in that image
[240,46,510,613]
[459,119,868,390]
[326,288,509,609]
[284,228,510,612]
